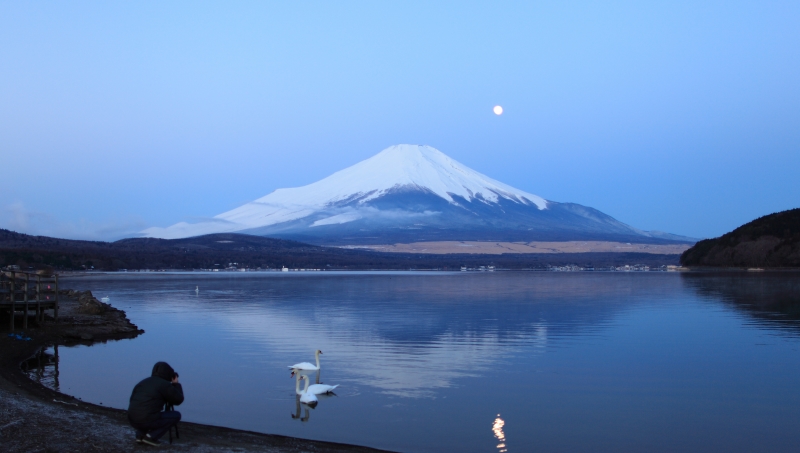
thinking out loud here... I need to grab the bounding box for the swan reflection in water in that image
[493,413,507,452]
[291,395,312,422]
[290,370,338,422]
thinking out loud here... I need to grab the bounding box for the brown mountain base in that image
[340,241,691,255]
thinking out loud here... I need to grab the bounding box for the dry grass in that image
[347,241,691,255]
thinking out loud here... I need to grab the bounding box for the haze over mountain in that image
[143,145,694,245]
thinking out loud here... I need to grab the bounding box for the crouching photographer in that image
[128,361,184,446]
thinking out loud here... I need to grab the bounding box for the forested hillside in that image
[681,208,800,268]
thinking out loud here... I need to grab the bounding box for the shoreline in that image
[0,288,392,452]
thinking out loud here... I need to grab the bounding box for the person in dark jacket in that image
[128,361,184,446]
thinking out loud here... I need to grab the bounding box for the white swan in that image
[296,376,318,405]
[292,371,339,395]
[288,350,322,371]
[195,286,199,293]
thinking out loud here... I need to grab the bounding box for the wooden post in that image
[37,349,43,382]
[53,344,60,392]
[36,275,41,323]
[54,274,59,323]
[9,271,15,331]
[23,274,28,329]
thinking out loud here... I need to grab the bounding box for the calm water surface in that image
[29,272,800,452]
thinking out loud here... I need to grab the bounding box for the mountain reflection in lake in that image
[46,272,800,453]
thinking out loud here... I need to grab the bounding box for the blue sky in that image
[1,1,798,240]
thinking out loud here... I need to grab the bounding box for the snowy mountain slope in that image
[142,144,692,244]
[217,144,545,229]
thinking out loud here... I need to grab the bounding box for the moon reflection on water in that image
[493,414,507,452]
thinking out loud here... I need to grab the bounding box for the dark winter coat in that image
[127,362,184,425]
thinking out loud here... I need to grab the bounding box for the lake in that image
[27,271,800,452]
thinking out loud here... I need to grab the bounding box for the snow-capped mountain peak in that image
[142,144,548,239]
[140,144,690,245]
[264,144,547,208]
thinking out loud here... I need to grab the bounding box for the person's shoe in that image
[140,434,160,447]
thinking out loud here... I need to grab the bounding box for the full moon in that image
[493,105,503,115]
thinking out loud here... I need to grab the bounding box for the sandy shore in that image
[0,289,391,452]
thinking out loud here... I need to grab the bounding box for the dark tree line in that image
[1,229,679,271]
[681,208,800,268]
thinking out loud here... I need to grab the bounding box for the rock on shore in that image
[56,289,144,341]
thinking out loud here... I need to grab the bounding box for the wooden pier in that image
[1,270,59,331]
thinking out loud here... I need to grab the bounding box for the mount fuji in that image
[142,144,691,245]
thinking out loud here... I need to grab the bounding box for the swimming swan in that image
[296,376,318,405]
[289,350,322,371]
[292,371,338,395]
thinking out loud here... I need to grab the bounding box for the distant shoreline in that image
[2,229,685,272]
[58,266,800,277]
